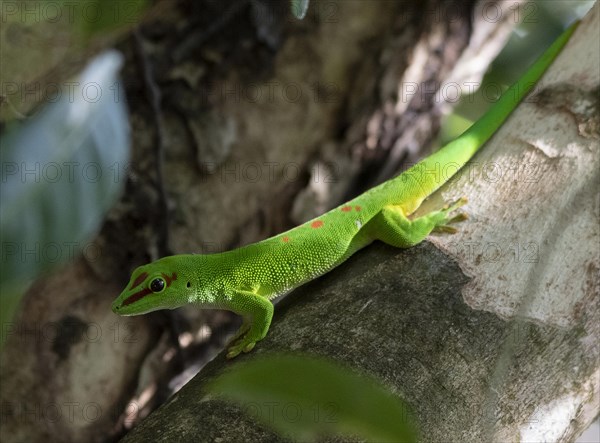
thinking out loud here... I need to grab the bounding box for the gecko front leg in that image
[223,290,274,359]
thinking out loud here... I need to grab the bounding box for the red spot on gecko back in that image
[341,205,352,212]
[129,272,148,290]
[355,205,362,211]
[282,236,290,243]
[311,220,324,229]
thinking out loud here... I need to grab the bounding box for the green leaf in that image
[290,0,309,19]
[206,354,418,442]
[0,51,130,340]
[77,0,148,39]
[0,1,148,123]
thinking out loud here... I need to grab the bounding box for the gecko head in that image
[112,256,196,316]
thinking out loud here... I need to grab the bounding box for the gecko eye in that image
[150,278,165,293]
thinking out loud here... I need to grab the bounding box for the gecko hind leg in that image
[366,197,468,248]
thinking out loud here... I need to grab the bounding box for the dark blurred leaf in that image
[0,51,130,339]
[206,354,418,442]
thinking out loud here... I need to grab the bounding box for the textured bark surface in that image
[120,3,600,443]
[120,239,597,442]
[4,1,596,442]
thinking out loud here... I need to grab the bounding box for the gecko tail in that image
[395,20,579,204]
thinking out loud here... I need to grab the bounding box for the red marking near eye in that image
[123,287,152,306]
[311,220,324,228]
[162,272,178,287]
[341,205,352,212]
[355,205,362,211]
[129,272,148,290]
[282,236,290,243]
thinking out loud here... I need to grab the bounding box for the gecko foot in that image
[432,197,468,234]
[226,336,257,359]
[226,320,251,347]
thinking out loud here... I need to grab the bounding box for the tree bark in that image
[120,3,600,443]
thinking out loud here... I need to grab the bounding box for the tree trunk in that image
[1,1,597,442]
[122,5,600,442]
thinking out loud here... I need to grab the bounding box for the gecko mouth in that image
[112,288,151,313]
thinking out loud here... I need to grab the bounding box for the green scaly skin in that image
[112,23,577,358]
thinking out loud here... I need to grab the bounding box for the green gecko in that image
[112,23,577,358]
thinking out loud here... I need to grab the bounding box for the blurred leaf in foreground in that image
[77,0,148,38]
[0,0,148,123]
[206,354,418,442]
[0,50,130,343]
[290,0,309,19]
